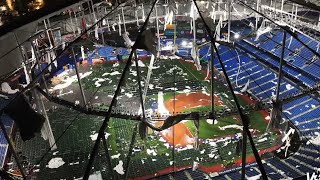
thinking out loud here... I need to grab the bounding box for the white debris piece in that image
[192,161,199,171]
[80,71,93,79]
[112,62,119,67]
[102,72,110,76]
[69,161,80,165]
[157,91,170,115]
[90,133,110,141]
[47,157,65,169]
[94,78,106,87]
[125,93,133,98]
[218,125,243,130]
[208,152,215,158]
[286,84,294,90]
[1,82,19,94]
[200,149,206,154]
[147,149,157,156]
[257,137,268,142]
[159,137,166,142]
[310,135,320,145]
[89,171,103,180]
[281,127,295,157]
[52,71,92,90]
[111,153,121,159]
[166,87,178,91]
[130,70,137,76]
[209,141,217,147]
[206,119,215,125]
[186,144,194,149]
[283,110,292,115]
[183,157,191,161]
[134,60,146,67]
[0,94,9,99]
[113,161,125,175]
[152,66,160,69]
[110,71,121,76]
[182,89,191,94]
[247,174,262,180]
[201,87,210,96]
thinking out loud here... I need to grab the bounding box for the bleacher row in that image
[211,45,300,101]
[154,143,319,180]
[184,30,320,179]
[234,30,320,135]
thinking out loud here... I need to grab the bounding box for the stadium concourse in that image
[0,0,320,179]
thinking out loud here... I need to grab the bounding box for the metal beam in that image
[210,44,215,114]
[71,47,88,109]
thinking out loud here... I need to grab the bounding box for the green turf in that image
[12,59,279,179]
[108,118,119,155]
[247,111,269,133]
[181,105,225,113]
[184,115,241,139]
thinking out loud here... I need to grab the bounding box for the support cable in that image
[83,1,158,179]
[122,51,147,178]
[192,1,268,179]
[123,124,138,179]
[267,31,286,132]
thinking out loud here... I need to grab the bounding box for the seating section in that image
[211,45,299,101]
[245,30,320,85]
[0,95,15,168]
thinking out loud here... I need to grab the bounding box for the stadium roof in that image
[0,0,113,36]
[0,0,319,37]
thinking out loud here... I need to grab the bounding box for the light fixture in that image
[234,33,240,39]
[181,41,187,46]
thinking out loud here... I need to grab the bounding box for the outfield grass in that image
[184,115,240,139]
[108,118,119,155]
[181,105,225,113]
[247,111,269,133]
